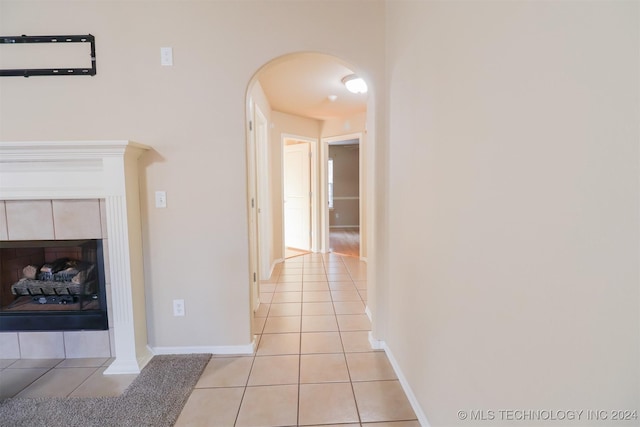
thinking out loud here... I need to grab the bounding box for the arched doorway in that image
[245,52,373,336]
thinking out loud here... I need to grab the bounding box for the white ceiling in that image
[257,53,368,121]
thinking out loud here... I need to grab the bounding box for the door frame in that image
[321,132,364,258]
[246,99,259,313]
[282,134,319,254]
[254,105,271,279]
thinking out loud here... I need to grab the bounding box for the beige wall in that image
[321,111,366,138]
[385,1,639,425]
[0,0,385,349]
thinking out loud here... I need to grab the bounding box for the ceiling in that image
[257,53,368,121]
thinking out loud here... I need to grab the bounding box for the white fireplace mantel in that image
[0,140,152,374]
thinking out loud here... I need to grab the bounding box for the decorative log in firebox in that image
[0,239,108,331]
[11,258,97,305]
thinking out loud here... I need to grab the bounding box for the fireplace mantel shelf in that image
[0,140,149,150]
[0,140,150,201]
[0,140,152,375]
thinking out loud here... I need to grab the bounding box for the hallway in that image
[176,253,418,426]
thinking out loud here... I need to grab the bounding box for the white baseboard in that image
[270,258,284,278]
[329,225,360,229]
[365,306,372,322]
[368,331,384,350]
[150,338,256,356]
[369,334,431,427]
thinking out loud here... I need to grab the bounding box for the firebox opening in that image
[0,239,108,332]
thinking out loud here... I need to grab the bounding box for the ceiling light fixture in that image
[342,74,368,94]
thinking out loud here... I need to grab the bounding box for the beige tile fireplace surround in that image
[0,199,109,360]
[0,141,151,375]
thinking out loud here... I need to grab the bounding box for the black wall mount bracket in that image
[0,34,96,77]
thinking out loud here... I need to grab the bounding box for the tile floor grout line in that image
[10,364,57,398]
[339,272,365,426]
[233,334,260,427]
[296,264,305,426]
[297,305,303,427]
[63,365,102,397]
[324,257,364,427]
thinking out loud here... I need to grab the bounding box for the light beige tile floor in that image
[0,357,135,399]
[176,252,418,426]
[0,253,418,426]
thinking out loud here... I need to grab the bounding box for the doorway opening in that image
[323,135,362,258]
[245,52,372,334]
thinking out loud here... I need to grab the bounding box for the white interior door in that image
[284,142,311,250]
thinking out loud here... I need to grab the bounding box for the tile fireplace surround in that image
[0,141,151,375]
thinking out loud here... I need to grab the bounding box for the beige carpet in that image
[0,354,211,427]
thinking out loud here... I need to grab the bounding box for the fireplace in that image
[0,141,151,374]
[0,239,108,331]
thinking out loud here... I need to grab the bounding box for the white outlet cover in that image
[160,47,173,66]
[155,191,167,208]
[173,299,185,316]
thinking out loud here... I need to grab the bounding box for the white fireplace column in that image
[0,141,152,374]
